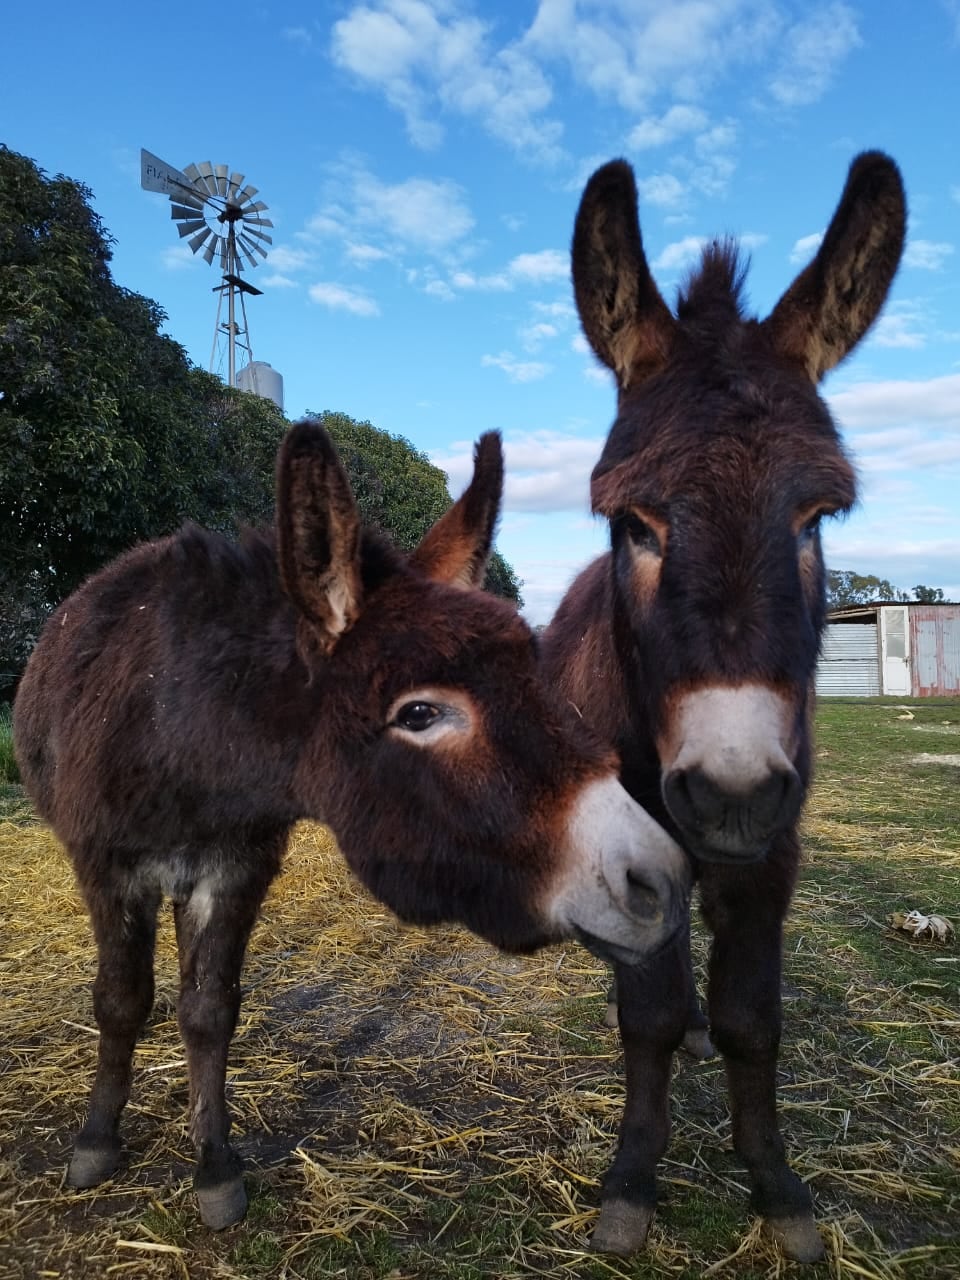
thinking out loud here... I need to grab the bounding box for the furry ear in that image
[764,151,906,381]
[411,432,503,590]
[572,159,677,390]
[275,421,363,654]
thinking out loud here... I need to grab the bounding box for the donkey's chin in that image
[573,920,683,968]
[681,830,772,865]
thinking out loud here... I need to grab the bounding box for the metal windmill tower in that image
[140,149,282,406]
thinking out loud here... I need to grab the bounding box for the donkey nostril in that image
[625,867,663,922]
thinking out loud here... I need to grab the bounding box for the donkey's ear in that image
[411,432,503,590]
[573,159,677,391]
[275,421,362,654]
[764,152,906,381]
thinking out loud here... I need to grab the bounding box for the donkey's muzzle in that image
[663,763,802,862]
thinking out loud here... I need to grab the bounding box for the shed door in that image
[880,607,910,696]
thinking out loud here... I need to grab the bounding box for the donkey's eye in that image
[798,514,823,545]
[394,701,442,732]
[625,513,661,555]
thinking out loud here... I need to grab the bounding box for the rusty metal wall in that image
[909,605,960,696]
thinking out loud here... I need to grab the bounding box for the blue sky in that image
[7,1,960,622]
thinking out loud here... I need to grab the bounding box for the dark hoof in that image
[197,1176,248,1230]
[591,1198,654,1257]
[681,1026,716,1059]
[603,1001,619,1029]
[67,1141,121,1188]
[764,1214,825,1263]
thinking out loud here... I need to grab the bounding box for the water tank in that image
[237,361,284,411]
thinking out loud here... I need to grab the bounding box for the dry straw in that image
[1,790,957,1278]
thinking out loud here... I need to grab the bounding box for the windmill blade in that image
[177,219,208,240]
[203,237,218,266]
[219,239,230,271]
[241,213,274,229]
[235,184,259,206]
[238,233,268,263]
[242,228,273,250]
[170,202,205,221]
[213,164,229,196]
[182,162,202,184]
[188,227,213,253]
[246,200,270,215]
[197,162,218,196]
[227,171,244,202]
[237,241,258,270]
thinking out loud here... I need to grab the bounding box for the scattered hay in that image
[2,787,958,1278]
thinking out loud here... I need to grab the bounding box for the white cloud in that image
[345,242,390,265]
[508,249,568,282]
[790,231,824,265]
[904,239,955,271]
[282,25,313,49]
[520,321,558,350]
[303,164,475,261]
[829,374,960,430]
[870,302,927,350]
[267,245,314,274]
[161,243,199,270]
[652,235,706,272]
[768,3,862,106]
[526,0,785,111]
[260,273,298,289]
[628,104,708,149]
[331,1,563,160]
[434,429,605,512]
[424,279,456,301]
[636,173,687,208]
[481,351,551,382]
[308,282,380,316]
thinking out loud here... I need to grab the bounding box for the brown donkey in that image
[542,153,905,1261]
[14,421,690,1230]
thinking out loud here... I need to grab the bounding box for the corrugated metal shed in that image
[910,605,960,696]
[816,621,880,696]
[818,603,960,697]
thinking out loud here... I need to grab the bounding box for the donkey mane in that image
[677,238,749,328]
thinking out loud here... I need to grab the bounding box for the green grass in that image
[0,703,19,785]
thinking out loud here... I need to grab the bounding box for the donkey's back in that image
[15,522,305,851]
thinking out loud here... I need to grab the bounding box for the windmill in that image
[140,149,283,406]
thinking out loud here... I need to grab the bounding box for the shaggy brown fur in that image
[14,421,689,1231]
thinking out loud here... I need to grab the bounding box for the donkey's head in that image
[574,153,905,862]
[276,422,689,961]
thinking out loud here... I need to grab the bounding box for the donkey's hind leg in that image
[69,876,160,1188]
[173,840,282,1230]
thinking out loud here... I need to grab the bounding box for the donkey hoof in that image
[681,1026,716,1059]
[602,1001,619,1029]
[764,1214,825,1263]
[67,1141,121,1188]
[197,1177,248,1230]
[591,1198,654,1257]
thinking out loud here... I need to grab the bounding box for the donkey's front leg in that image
[174,875,270,1230]
[700,843,823,1263]
[69,879,160,1188]
[592,928,692,1256]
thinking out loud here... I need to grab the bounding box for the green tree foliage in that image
[0,147,287,692]
[912,584,945,603]
[826,569,909,609]
[307,410,523,606]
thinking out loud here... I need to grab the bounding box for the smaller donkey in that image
[14,421,689,1230]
